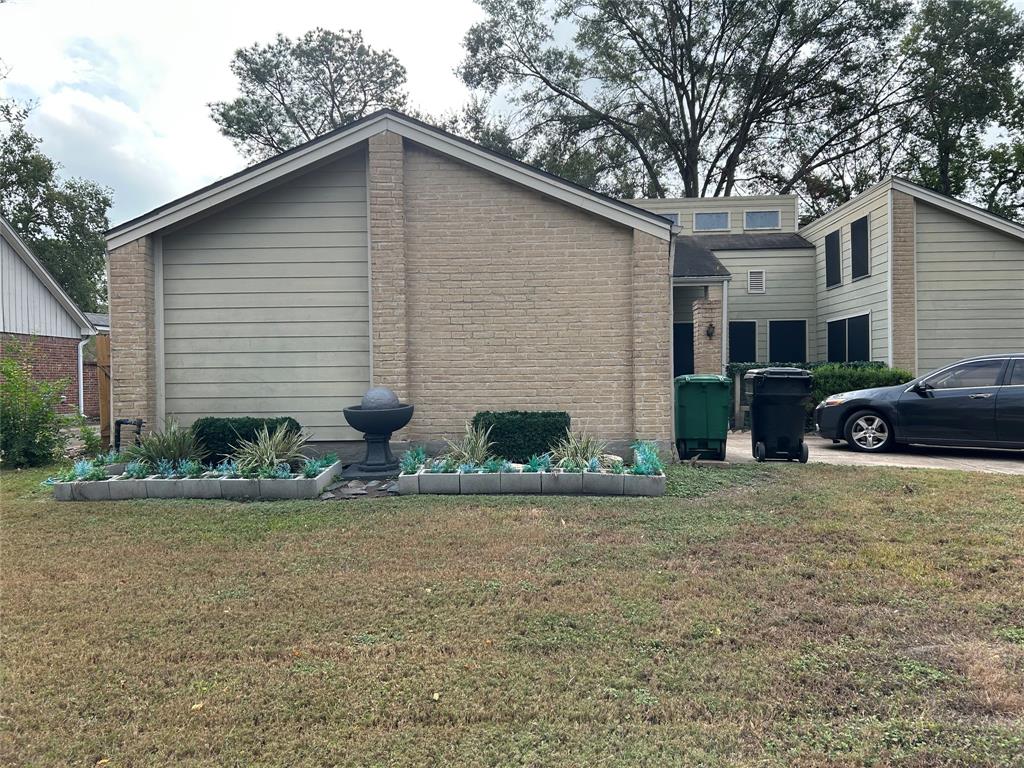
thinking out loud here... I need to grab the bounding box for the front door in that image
[898,358,1007,444]
[673,322,694,377]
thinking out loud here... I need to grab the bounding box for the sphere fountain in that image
[341,387,414,479]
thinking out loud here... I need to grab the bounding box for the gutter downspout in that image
[721,278,729,374]
[77,336,88,417]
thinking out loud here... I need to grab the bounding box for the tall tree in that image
[210,28,408,160]
[902,0,1024,198]
[459,0,912,199]
[0,92,111,312]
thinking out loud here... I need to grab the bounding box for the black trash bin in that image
[743,367,812,463]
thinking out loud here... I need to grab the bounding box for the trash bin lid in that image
[743,366,811,379]
[674,374,730,385]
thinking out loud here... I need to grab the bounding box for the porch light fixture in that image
[706,322,716,338]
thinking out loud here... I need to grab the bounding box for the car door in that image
[897,358,1007,445]
[996,359,1024,446]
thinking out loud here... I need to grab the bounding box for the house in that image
[1,215,97,414]
[104,110,675,447]
[632,178,1024,377]
[105,109,1023,449]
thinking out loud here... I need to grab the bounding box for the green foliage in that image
[78,423,102,458]
[191,416,301,463]
[233,423,308,476]
[444,422,494,466]
[400,446,427,475]
[630,441,665,476]
[0,353,71,468]
[123,421,207,466]
[471,411,570,463]
[608,460,626,475]
[122,460,150,479]
[301,455,337,478]
[154,458,178,478]
[95,450,123,466]
[551,428,607,470]
[427,456,457,474]
[176,459,204,479]
[809,363,914,405]
[73,458,107,481]
[480,457,505,474]
[209,28,408,161]
[215,459,239,478]
[522,454,551,473]
[0,96,111,310]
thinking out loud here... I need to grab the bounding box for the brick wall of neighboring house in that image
[691,284,724,374]
[108,236,156,431]
[0,332,81,413]
[890,189,917,373]
[374,137,672,444]
[81,360,100,418]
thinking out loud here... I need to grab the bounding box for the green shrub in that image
[191,416,301,462]
[79,423,103,458]
[808,363,914,406]
[123,421,207,465]
[0,355,71,468]
[471,411,570,462]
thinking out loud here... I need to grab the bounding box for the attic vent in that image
[747,269,766,294]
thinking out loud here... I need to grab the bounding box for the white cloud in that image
[0,0,484,223]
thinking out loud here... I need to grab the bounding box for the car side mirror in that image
[912,381,932,396]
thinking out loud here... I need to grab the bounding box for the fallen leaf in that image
[432,692,440,701]
[96,760,111,767]
[191,701,205,711]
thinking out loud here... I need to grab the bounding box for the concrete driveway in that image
[725,432,1024,475]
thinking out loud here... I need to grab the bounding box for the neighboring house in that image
[105,110,675,446]
[1,215,97,414]
[633,178,1024,377]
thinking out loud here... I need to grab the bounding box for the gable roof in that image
[107,109,674,249]
[0,215,95,335]
[801,176,1024,243]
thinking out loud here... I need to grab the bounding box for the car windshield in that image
[925,360,1004,390]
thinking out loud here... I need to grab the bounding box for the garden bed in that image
[51,460,342,502]
[399,468,665,496]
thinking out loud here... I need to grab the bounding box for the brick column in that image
[108,236,156,430]
[631,230,673,443]
[368,132,409,400]
[890,190,917,373]
[692,284,724,374]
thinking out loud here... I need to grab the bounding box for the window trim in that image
[850,213,871,282]
[692,211,731,232]
[825,229,842,289]
[746,269,766,294]
[920,358,1009,391]
[767,318,808,363]
[743,208,782,231]
[728,319,758,363]
[825,310,872,363]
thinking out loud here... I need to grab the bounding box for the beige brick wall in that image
[890,190,917,373]
[368,132,409,400]
[386,141,672,442]
[692,283,724,374]
[108,236,156,430]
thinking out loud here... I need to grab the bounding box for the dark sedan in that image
[815,354,1024,452]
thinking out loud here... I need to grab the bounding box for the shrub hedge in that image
[0,355,71,468]
[191,416,302,462]
[471,410,570,462]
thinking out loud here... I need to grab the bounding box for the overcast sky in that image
[0,0,485,225]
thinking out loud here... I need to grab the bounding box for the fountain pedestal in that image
[341,401,414,480]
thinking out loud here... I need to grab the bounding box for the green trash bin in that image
[674,374,731,461]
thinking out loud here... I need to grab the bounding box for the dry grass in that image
[1,462,1022,767]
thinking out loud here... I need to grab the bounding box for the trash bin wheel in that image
[754,442,766,462]
[799,442,809,464]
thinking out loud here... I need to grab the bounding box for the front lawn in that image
[2,463,1022,766]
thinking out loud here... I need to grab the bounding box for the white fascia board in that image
[107,112,672,249]
[0,216,96,335]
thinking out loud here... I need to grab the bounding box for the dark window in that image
[926,359,1005,389]
[729,322,757,363]
[851,216,869,279]
[673,322,694,376]
[1009,360,1024,386]
[825,230,841,288]
[847,314,870,361]
[827,319,847,362]
[769,320,807,362]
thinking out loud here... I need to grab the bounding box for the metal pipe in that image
[77,336,88,417]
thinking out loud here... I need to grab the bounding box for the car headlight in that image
[822,396,847,407]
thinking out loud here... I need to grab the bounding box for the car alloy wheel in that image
[850,414,889,451]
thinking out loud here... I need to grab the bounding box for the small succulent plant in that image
[499,460,516,473]
[155,458,178,478]
[428,457,457,473]
[609,460,626,475]
[216,458,239,478]
[268,463,292,479]
[123,460,151,479]
[480,457,504,474]
[399,449,424,475]
[586,457,602,473]
[94,450,123,466]
[457,462,481,474]
[630,441,665,476]
[177,459,204,478]
[522,454,551,473]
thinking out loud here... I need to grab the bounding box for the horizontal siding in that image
[161,149,369,440]
[629,195,799,234]
[915,201,1024,372]
[801,185,890,362]
[1,231,82,338]
[715,248,816,361]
